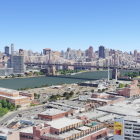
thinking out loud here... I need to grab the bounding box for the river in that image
[0,70,133,90]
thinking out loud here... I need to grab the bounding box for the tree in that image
[2,98,7,108]
[63,92,69,97]
[37,94,40,99]
[34,93,37,98]
[91,89,94,93]
[125,84,129,87]
[50,95,57,100]
[76,91,80,94]
[7,102,12,109]
[98,89,101,92]
[66,95,71,100]
[16,105,21,108]
[5,76,8,78]
[102,89,105,92]
[69,91,74,97]
[119,83,124,88]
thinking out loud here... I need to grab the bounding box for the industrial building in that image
[38,108,69,120]
[117,80,140,98]
[20,117,109,140]
[0,87,34,107]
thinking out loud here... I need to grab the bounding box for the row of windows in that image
[20,135,33,139]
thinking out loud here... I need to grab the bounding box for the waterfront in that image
[0,70,133,90]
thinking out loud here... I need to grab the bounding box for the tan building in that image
[0,88,34,107]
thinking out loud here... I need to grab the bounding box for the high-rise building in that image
[13,55,24,75]
[5,46,9,57]
[99,46,105,58]
[88,46,94,59]
[19,49,24,55]
[11,44,14,68]
[109,49,112,56]
[134,49,137,57]
[104,49,109,58]
[43,48,51,55]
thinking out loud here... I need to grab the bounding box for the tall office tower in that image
[104,49,109,58]
[110,49,112,56]
[67,47,71,52]
[13,55,24,75]
[88,46,94,58]
[0,51,1,57]
[11,44,14,68]
[43,49,45,55]
[19,49,24,55]
[5,46,9,57]
[99,46,105,58]
[61,50,64,56]
[134,49,137,57]
[77,49,82,57]
[130,51,132,55]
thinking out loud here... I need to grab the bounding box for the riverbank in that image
[0,75,46,80]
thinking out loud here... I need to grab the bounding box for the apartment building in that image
[0,88,34,107]
[20,117,109,140]
[114,116,140,140]
[0,127,19,140]
[117,80,140,98]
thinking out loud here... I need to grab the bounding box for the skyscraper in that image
[19,49,24,55]
[110,49,112,56]
[99,46,105,58]
[88,46,94,59]
[5,46,9,57]
[11,44,14,68]
[134,49,137,57]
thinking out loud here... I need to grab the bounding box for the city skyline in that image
[0,0,140,53]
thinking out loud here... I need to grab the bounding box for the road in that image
[0,104,47,125]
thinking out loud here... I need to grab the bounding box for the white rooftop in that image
[0,87,18,94]
[0,93,28,100]
[0,127,17,136]
[38,109,67,116]
[46,118,83,129]
[88,98,110,102]
[79,126,90,131]
[20,126,33,134]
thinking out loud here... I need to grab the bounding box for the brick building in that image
[20,117,109,140]
[117,80,140,98]
[0,88,34,107]
[88,92,125,106]
[38,109,69,120]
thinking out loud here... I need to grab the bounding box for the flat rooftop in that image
[38,109,67,116]
[46,118,83,129]
[0,94,28,100]
[0,127,17,136]
[97,99,140,116]
[115,116,140,123]
[0,87,18,94]
[20,126,33,134]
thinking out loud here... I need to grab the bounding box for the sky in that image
[0,0,140,53]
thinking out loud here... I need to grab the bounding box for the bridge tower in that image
[51,65,55,75]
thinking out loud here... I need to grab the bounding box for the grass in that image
[137,76,140,78]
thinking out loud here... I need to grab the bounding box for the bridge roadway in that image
[25,62,140,71]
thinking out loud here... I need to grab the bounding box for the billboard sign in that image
[114,121,123,135]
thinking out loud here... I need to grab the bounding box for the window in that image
[55,131,57,134]
[40,138,43,140]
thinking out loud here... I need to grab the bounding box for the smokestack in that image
[108,67,110,81]
[116,69,117,81]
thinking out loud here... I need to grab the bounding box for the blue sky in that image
[0,0,140,53]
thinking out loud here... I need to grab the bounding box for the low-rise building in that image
[20,117,109,140]
[0,88,33,107]
[38,109,69,120]
[117,80,140,98]
[0,127,19,140]
[88,92,125,106]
